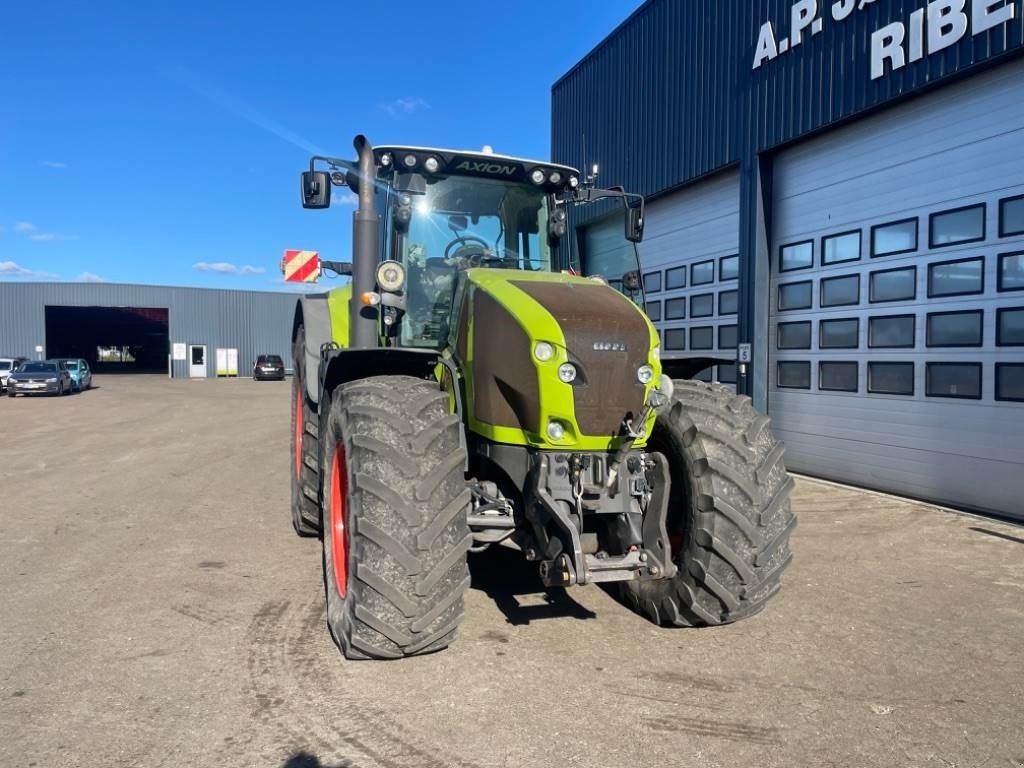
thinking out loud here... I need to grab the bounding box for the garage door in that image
[769,59,1024,518]
[638,170,741,386]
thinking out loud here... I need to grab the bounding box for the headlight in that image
[637,365,654,384]
[46,377,57,383]
[533,342,554,362]
[424,156,440,173]
[557,363,577,383]
[548,171,562,184]
[402,153,417,168]
[530,169,546,185]
[379,153,392,167]
[547,420,566,441]
[568,175,579,188]
[376,260,405,292]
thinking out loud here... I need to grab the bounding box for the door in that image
[768,59,1024,518]
[189,345,207,378]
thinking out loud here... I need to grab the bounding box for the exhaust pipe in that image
[350,134,380,350]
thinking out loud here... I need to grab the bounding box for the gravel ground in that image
[1,376,1022,768]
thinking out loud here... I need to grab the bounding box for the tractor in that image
[289,136,795,659]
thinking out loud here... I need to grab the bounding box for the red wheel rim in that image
[329,443,348,598]
[294,386,303,479]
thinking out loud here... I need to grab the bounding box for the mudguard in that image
[295,294,333,406]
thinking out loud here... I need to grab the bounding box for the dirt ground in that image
[1,376,1021,768]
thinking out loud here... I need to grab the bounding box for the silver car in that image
[6,360,74,397]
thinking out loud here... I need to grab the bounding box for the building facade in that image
[552,0,1024,517]
[0,282,297,379]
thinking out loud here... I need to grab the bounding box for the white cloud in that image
[0,260,58,279]
[193,261,264,275]
[380,97,429,118]
[12,221,77,242]
[40,160,67,169]
[331,191,359,207]
[76,272,105,283]
[14,221,35,233]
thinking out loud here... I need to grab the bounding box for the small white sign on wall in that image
[172,343,187,361]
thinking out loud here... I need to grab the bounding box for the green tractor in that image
[290,136,795,659]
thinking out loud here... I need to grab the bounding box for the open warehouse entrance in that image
[45,306,170,373]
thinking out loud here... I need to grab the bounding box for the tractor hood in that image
[454,268,661,449]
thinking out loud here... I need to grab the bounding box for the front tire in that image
[619,380,795,627]
[321,375,471,660]
[290,327,321,537]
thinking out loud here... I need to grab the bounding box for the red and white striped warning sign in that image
[281,250,320,283]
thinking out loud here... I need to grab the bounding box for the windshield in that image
[22,362,56,373]
[61,360,79,370]
[394,175,552,348]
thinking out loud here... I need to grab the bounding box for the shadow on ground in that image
[468,546,596,625]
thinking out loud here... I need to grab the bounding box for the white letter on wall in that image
[791,0,819,48]
[972,0,1016,35]
[872,22,906,79]
[753,22,779,69]
[928,0,969,54]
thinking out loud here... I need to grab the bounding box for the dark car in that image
[253,354,285,381]
[7,360,74,397]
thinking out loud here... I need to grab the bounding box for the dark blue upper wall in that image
[552,0,1024,198]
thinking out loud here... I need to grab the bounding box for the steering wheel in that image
[444,234,490,261]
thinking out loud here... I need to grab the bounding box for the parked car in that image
[56,358,93,392]
[7,360,73,397]
[0,357,28,392]
[253,354,285,381]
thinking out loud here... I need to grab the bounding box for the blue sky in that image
[0,1,640,291]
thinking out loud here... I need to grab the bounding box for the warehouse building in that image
[552,0,1024,518]
[0,282,296,378]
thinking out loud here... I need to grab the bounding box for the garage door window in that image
[664,328,686,350]
[998,252,1024,292]
[927,310,983,347]
[691,260,715,285]
[870,266,917,303]
[820,318,859,348]
[929,204,986,248]
[819,361,858,392]
[926,362,982,399]
[778,321,812,349]
[997,307,1024,346]
[869,315,916,348]
[718,364,737,384]
[780,240,813,272]
[719,325,738,349]
[719,255,739,281]
[665,297,686,320]
[996,363,1024,402]
[822,231,861,265]
[777,361,811,389]
[665,266,686,290]
[719,289,738,315]
[868,362,914,395]
[821,274,860,307]
[645,301,662,322]
[871,218,917,257]
[779,281,813,310]
[690,326,714,350]
[928,257,984,297]
[690,293,714,318]
[1000,195,1024,238]
[643,271,662,293]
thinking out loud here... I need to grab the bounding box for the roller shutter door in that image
[768,59,1024,518]
[639,171,741,386]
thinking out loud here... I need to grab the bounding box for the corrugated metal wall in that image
[552,0,1024,198]
[0,282,297,378]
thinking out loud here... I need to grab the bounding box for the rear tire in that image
[321,375,471,660]
[290,327,321,537]
[618,380,795,627]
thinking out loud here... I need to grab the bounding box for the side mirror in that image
[300,171,331,209]
[622,270,641,292]
[625,205,644,243]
